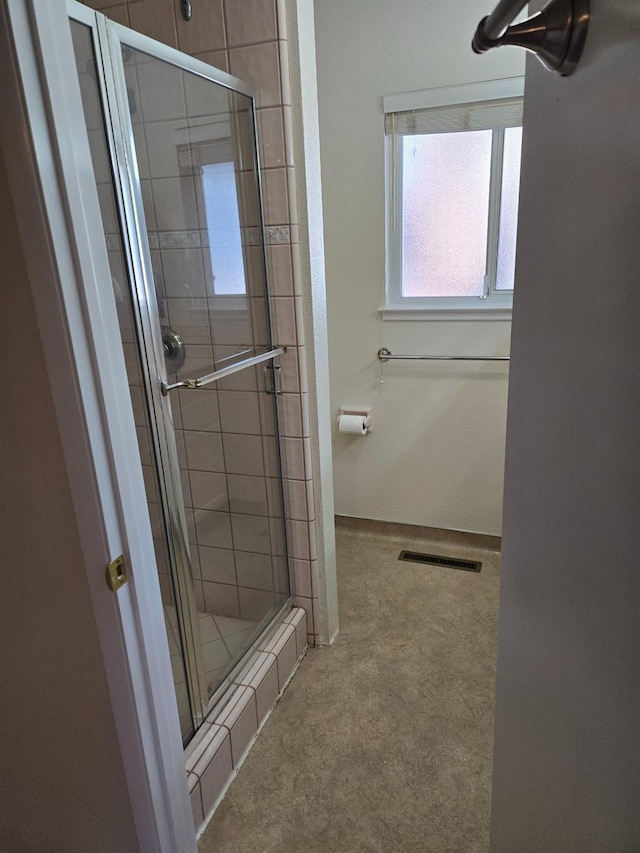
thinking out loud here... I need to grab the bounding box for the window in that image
[178,132,248,296]
[384,78,524,319]
[201,161,246,295]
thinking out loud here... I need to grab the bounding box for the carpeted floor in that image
[199,517,501,853]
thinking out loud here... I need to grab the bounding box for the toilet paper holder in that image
[337,405,372,434]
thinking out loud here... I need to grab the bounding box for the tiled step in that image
[185,606,307,834]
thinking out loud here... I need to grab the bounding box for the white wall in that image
[491,3,640,848]
[314,0,524,535]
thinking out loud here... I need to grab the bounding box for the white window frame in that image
[382,77,525,321]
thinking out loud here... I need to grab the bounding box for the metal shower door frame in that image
[74,3,210,734]
[67,1,292,732]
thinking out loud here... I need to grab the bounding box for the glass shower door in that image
[70,8,290,743]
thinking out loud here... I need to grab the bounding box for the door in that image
[491,2,640,849]
[70,5,291,744]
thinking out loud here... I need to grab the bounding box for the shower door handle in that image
[263,363,282,396]
[161,346,287,395]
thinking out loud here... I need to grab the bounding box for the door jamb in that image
[0,1,197,849]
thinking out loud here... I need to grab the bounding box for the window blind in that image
[177,138,234,170]
[384,97,523,136]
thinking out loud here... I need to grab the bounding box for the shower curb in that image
[185,606,308,835]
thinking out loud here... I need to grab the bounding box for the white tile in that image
[185,431,224,472]
[233,650,279,722]
[141,464,160,504]
[265,476,283,517]
[175,429,188,468]
[262,167,289,226]
[262,436,279,478]
[223,434,264,476]
[223,626,257,658]
[161,248,206,298]
[190,471,228,511]
[277,393,302,438]
[144,118,187,178]
[216,685,258,766]
[152,177,200,231]
[266,243,293,296]
[255,658,279,721]
[147,503,164,539]
[278,39,291,106]
[198,612,221,644]
[229,43,282,109]
[227,474,268,516]
[269,517,286,557]
[282,105,294,166]
[231,514,271,554]
[272,555,289,596]
[235,551,274,591]
[189,778,204,831]
[291,558,312,598]
[284,606,308,658]
[279,437,305,479]
[258,392,276,437]
[259,622,297,690]
[202,580,240,619]
[214,615,256,638]
[177,0,225,54]
[287,519,310,560]
[286,166,298,224]
[270,297,297,346]
[194,509,233,549]
[128,0,178,48]
[164,297,210,344]
[178,388,220,432]
[224,0,277,46]
[137,59,187,122]
[202,638,232,672]
[258,107,286,168]
[184,69,231,120]
[218,390,262,435]
[199,546,236,585]
[186,507,197,546]
[292,595,315,636]
[191,724,232,816]
[213,347,258,391]
[158,230,201,249]
[210,315,254,349]
[283,478,308,521]
[238,587,276,622]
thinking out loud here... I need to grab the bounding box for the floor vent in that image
[398,551,482,573]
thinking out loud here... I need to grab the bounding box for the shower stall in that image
[69,3,291,744]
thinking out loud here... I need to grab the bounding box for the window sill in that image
[380,302,513,322]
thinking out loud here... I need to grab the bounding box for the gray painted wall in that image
[491,2,640,849]
[0,146,139,851]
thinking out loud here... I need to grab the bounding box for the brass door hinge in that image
[106,554,128,592]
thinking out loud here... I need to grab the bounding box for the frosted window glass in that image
[402,131,492,297]
[496,126,523,290]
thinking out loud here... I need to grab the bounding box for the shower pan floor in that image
[164,606,257,730]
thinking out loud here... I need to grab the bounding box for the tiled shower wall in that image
[84,0,320,644]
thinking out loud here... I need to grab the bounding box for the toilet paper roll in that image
[338,414,368,434]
